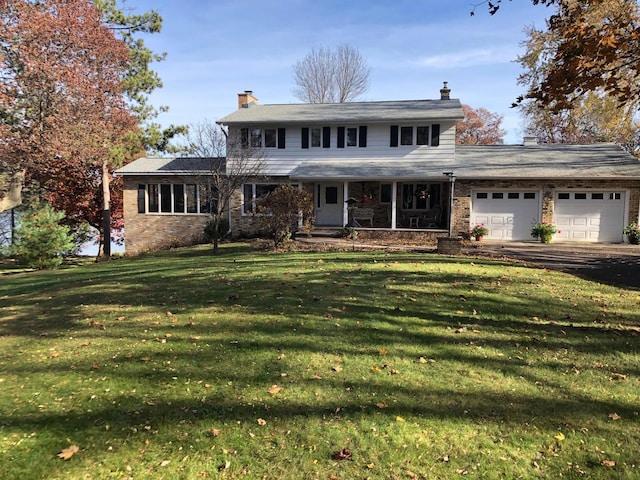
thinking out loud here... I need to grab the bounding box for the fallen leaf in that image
[396,416,405,422]
[378,348,388,355]
[159,460,170,467]
[211,428,220,437]
[406,470,418,478]
[609,412,621,421]
[601,460,616,467]
[257,418,267,426]
[218,460,231,471]
[554,433,565,441]
[57,445,79,460]
[417,357,427,364]
[331,365,343,372]
[371,365,381,373]
[332,448,352,460]
[268,385,282,395]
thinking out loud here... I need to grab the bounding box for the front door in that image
[315,183,343,226]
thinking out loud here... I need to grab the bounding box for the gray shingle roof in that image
[115,157,225,176]
[218,99,464,125]
[290,143,640,180]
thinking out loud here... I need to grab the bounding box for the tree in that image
[292,44,370,103]
[456,105,506,145]
[476,0,640,111]
[0,0,139,258]
[11,203,75,269]
[180,121,266,254]
[517,24,640,153]
[256,185,314,248]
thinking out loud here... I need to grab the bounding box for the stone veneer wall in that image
[452,179,640,236]
[122,176,211,255]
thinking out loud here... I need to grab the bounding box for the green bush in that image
[10,203,75,269]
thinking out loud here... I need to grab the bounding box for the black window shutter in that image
[337,127,345,148]
[240,128,249,149]
[301,127,309,149]
[390,125,398,147]
[277,128,286,149]
[322,127,331,148]
[359,126,367,147]
[431,124,440,147]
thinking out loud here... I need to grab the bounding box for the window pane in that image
[575,193,587,200]
[265,129,276,148]
[402,184,414,209]
[137,185,146,213]
[492,192,503,199]
[347,127,357,146]
[199,184,217,214]
[160,184,171,212]
[148,184,159,212]
[508,192,519,199]
[591,193,604,200]
[174,184,185,213]
[325,186,338,204]
[380,183,392,204]
[400,126,413,145]
[311,127,321,147]
[243,184,254,214]
[186,184,197,213]
[416,126,429,145]
[476,192,488,199]
[415,183,428,209]
[250,128,262,147]
[256,184,277,199]
[558,193,570,200]
[524,192,536,199]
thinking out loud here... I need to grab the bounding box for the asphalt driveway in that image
[468,241,640,289]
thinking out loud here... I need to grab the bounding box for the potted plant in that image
[623,223,640,244]
[470,224,489,241]
[531,222,559,243]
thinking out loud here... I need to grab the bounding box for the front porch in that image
[310,180,454,232]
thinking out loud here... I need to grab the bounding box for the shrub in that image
[10,203,75,269]
[204,218,230,243]
[623,223,640,244]
[531,222,559,243]
[255,185,314,248]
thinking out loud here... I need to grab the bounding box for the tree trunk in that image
[101,160,111,257]
[213,219,220,254]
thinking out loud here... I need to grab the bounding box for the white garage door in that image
[471,191,541,240]
[554,191,625,242]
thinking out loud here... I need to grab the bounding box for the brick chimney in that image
[237,90,259,109]
[440,81,451,100]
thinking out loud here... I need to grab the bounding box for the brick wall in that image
[122,176,211,255]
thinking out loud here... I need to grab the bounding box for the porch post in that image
[343,181,349,226]
[391,181,398,229]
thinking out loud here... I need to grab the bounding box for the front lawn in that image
[0,244,638,479]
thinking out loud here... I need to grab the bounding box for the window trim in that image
[140,183,214,215]
[390,124,440,147]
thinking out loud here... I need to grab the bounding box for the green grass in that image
[1,243,639,479]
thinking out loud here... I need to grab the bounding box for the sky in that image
[132,0,553,146]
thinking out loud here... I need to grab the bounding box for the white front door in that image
[315,183,344,226]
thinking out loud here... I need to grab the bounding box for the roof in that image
[290,143,640,180]
[217,99,464,125]
[115,157,225,176]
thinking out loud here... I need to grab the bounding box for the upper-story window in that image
[390,124,440,147]
[337,126,367,148]
[302,127,331,148]
[241,128,286,149]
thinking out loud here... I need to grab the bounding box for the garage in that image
[554,191,625,242]
[471,190,541,240]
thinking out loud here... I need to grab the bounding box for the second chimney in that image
[440,82,451,100]
[237,90,259,109]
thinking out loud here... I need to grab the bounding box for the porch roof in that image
[290,143,640,180]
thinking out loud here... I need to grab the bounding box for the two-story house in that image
[116,84,640,254]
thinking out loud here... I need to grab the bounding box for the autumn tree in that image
[517,22,640,153]
[456,105,506,145]
[0,0,139,257]
[179,121,266,254]
[476,0,640,111]
[292,44,370,103]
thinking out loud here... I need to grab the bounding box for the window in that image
[610,192,621,200]
[325,186,338,204]
[380,183,392,204]
[416,126,429,145]
[476,192,488,199]
[524,192,536,199]
[265,129,276,148]
[575,193,587,200]
[391,124,440,147]
[347,127,358,146]
[400,127,413,145]
[591,193,604,200]
[242,183,297,214]
[139,183,213,215]
[250,128,262,147]
[401,183,433,210]
[311,128,321,147]
[508,192,520,199]
[558,193,570,200]
[492,192,504,199]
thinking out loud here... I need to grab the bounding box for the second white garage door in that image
[554,191,625,242]
[471,191,541,240]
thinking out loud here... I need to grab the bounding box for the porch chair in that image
[423,205,442,228]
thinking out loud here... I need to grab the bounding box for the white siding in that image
[228,122,457,176]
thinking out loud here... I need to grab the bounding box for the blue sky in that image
[134,0,552,145]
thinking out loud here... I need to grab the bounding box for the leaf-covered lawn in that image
[0,243,638,479]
